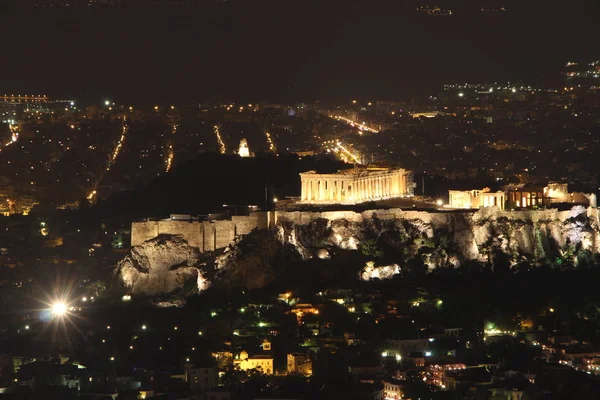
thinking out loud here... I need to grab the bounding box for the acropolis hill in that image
[131,206,600,259]
[121,168,600,294]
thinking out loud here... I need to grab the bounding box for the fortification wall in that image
[157,220,204,249]
[131,213,265,251]
[232,215,260,235]
[214,221,236,249]
[131,222,160,247]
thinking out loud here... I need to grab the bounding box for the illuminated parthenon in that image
[300,167,414,204]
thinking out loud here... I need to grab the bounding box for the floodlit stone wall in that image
[131,214,267,251]
[157,220,204,249]
[131,221,159,245]
[214,221,236,249]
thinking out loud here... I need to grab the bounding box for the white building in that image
[233,351,273,375]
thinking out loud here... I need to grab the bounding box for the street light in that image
[51,302,67,317]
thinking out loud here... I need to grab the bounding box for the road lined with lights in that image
[88,117,129,201]
[1,123,20,151]
[323,139,363,164]
[329,114,380,133]
[265,131,276,153]
[165,123,177,172]
[214,124,226,154]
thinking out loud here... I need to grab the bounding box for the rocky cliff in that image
[276,206,600,271]
[117,234,210,295]
[118,206,600,293]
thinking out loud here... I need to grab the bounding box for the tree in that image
[360,239,383,258]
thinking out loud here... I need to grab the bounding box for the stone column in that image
[332,180,337,202]
[302,180,307,200]
[362,179,366,201]
[337,180,342,202]
[371,178,375,199]
[385,176,390,197]
[319,180,325,201]
[383,177,387,198]
[360,179,364,201]
[327,179,335,201]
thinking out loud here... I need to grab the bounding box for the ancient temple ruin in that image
[300,167,414,204]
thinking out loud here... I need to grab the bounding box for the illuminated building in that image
[449,183,596,210]
[300,167,414,204]
[238,138,251,157]
[383,378,404,400]
[448,188,505,210]
[0,94,48,104]
[287,353,312,375]
[233,351,273,375]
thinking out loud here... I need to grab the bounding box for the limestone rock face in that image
[118,234,207,295]
[215,231,294,289]
[276,206,600,269]
[360,261,400,280]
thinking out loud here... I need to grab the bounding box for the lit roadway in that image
[214,124,226,154]
[265,131,276,153]
[0,122,20,152]
[329,114,380,133]
[323,139,363,164]
[165,123,177,172]
[88,117,129,201]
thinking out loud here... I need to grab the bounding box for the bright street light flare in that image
[51,302,67,317]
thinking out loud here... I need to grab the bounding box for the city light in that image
[265,131,277,153]
[51,302,67,317]
[330,114,379,133]
[214,124,226,154]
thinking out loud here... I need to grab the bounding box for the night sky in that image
[0,0,598,103]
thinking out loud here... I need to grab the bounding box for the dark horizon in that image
[0,0,598,104]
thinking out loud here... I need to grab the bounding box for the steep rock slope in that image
[276,206,600,269]
[117,234,209,295]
